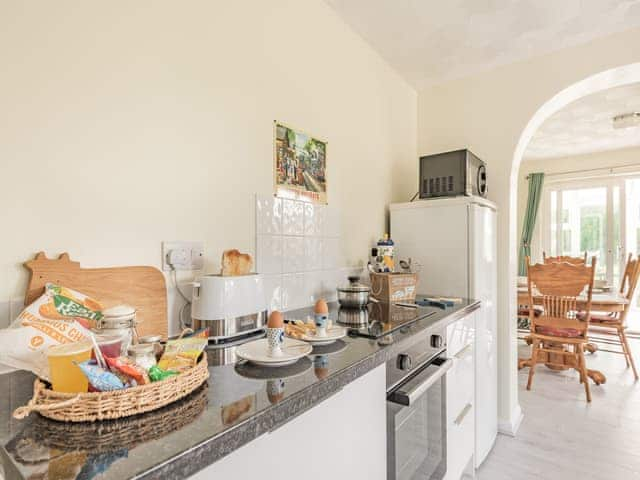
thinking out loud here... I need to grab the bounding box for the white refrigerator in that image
[390,196,498,467]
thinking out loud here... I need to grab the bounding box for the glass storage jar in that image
[93,305,138,353]
[138,334,164,361]
[127,343,157,370]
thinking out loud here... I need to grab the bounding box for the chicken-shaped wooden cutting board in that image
[24,252,168,340]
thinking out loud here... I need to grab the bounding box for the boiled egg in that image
[314,366,329,380]
[267,311,284,328]
[314,299,329,314]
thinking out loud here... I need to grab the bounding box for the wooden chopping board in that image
[24,252,168,340]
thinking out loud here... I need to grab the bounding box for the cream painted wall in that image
[518,146,640,262]
[417,28,640,433]
[0,0,417,332]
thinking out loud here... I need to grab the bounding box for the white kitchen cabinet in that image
[190,364,386,480]
[445,312,476,480]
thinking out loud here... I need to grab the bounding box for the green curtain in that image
[518,173,545,276]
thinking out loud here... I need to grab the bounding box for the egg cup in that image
[314,313,329,337]
[266,327,285,356]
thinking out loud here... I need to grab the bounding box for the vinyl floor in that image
[477,340,640,480]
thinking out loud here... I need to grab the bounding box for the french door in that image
[542,178,625,286]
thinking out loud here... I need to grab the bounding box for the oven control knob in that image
[397,354,412,371]
[430,334,443,349]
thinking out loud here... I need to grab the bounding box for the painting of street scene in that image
[274,122,327,203]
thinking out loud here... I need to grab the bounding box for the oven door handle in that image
[387,358,453,406]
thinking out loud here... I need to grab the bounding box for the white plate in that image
[236,338,312,367]
[294,326,348,346]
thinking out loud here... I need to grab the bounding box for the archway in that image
[506,62,640,430]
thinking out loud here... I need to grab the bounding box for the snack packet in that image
[0,284,100,380]
[157,337,207,372]
[77,360,125,392]
[105,356,150,386]
[148,365,178,382]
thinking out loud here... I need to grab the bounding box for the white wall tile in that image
[324,206,341,238]
[323,237,341,270]
[0,299,24,328]
[282,236,305,273]
[321,269,340,302]
[304,203,325,237]
[256,194,282,235]
[256,235,282,274]
[304,237,324,271]
[282,199,304,236]
[343,267,368,285]
[262,274,282,312]
[255,193,346,310]
[0,301,10,329]
[305,271,324,304]
[282,273,306,311]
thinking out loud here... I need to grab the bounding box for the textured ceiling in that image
[324,0,640,88]
[524,83,640,160]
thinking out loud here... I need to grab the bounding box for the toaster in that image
[191,274,268,340]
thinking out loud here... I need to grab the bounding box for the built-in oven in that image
[387,328,451,480]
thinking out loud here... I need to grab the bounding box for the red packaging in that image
[105,356,150,385]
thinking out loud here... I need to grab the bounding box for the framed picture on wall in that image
[274,121,327,204]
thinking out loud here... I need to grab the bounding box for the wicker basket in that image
[12,355,209,422]
[6,385,208,462]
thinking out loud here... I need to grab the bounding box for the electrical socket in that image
[162,241,204,271]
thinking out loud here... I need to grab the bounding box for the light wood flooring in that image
[477,340,640,480]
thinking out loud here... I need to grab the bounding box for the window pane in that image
[561,188,607,280]
[550,191,557,257]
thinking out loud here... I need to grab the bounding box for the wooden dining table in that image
[517,285,629,385]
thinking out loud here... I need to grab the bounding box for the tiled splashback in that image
[255,194,362,311]
[0,299,22,329]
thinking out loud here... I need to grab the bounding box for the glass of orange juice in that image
[47,341,93,393]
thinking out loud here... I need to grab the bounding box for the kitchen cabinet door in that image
[190,365,386,480]
[445,314,475,480]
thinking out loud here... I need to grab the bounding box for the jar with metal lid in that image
[127,343,157,370]
[93,305,138,354]
[138,334,164,361]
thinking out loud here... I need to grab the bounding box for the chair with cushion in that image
[518,252,586,326]
[587,253,640,380]
[525,256,596,402]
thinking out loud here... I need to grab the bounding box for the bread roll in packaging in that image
[0,284,100,380]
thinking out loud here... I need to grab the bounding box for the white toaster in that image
[191,274,268,340]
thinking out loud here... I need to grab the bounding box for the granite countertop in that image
[0,298,480,480]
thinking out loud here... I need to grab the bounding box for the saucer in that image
[236,338,312,367]
[295,326,348,346]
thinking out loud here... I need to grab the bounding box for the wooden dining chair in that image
[518,252,588,327]
[525,256,596,402]
[543,251,588,265]
[587,253,640,380]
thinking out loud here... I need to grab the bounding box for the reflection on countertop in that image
[0,298,480,480]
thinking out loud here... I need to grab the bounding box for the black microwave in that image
[419,149,487,199]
